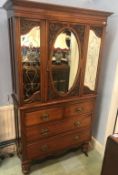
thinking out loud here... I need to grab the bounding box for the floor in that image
[0,149,102,175]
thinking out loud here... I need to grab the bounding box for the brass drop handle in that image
[41,132,48,136]
[40,113,49,121]
[75,107,83,113]
[74,135,79,140]
[74,121,81,127]
[40,128,49,136]
[40,145,48,152]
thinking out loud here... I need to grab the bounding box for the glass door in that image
[20,19,41,102]
[83,26,103,94]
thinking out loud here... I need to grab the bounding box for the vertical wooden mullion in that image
[45,20,49,101]
[79,25,90,95]
[40,19,48,102]
[13,17,24,105]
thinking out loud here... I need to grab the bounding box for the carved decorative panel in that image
[20,19,40,35]
[49,23,66,46]
[73,25,85,44]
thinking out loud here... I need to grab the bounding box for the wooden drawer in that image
[64,101,94,117]
[26,130,91,160]
[25,107,64,126]
[26,114,92,142]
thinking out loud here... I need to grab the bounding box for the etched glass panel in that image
[84,27,102,93]
[51,29,79,94]
[20,20,40,101]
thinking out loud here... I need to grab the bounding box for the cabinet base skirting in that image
[21,142,89,174]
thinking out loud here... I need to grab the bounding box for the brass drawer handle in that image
[75,107,83,113]
[41,128,49,133]
[40,128,49,136]
[74,135,79,140]
[74,121,81,127]
[41,132,48,136]
[40,113,49,121]
[40,145,48,152]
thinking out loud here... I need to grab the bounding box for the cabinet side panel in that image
[8,17,17,96]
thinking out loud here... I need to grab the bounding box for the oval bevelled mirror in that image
[51,29,80,95]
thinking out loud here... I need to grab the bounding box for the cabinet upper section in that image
[4,0,112,105]
[4,0,112,25]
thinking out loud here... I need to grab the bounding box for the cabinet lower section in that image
[26,129,91,160]
[21,130,90,174]
[16,98,95,174]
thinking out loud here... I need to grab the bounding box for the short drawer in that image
[26,114,92,142]
[26,130,91,160]
[25,107,64,126]
[64,101,94,117]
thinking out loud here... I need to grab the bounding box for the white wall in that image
[0,0,94,8]
[93,16,118,144]
[23,0,94,8]
[0,9,12,106]
[0,0,7,7]
[90,0,118,145]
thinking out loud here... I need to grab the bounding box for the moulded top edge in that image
[4,0,113,17]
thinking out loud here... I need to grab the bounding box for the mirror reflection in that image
[84,29,101,93]
[51,29,79,94]
[21,24,40,100]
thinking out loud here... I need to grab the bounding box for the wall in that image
[93,15,118,144]
[90,0,118,145]
[0,0,7,7]
[0,9,12,106]
[25,0,94,8]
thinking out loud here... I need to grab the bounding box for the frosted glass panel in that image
[84,28,101,93]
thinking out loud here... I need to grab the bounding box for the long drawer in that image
[26,129,91,160]
[25,107,64,126]
[26,114,92,142]
[64,101,94,117]
[24,101,94,127]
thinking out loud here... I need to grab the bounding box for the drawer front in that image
[64,101,94,117]
[26,114,92,142]
[25,107,64,126]
[26,130,91,160]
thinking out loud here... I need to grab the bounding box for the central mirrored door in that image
[50,28,80,95]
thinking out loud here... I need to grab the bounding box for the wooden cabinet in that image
[4,0,112,174]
